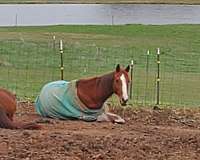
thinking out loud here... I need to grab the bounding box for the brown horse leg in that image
[0,88,41,130]
[19,122,41,130]
[7,113,14,121]
[0,107,41,130]
[0,107,18,129]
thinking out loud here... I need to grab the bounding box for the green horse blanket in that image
[35,80,103,121]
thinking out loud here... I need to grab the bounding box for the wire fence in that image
[0,39,200,107]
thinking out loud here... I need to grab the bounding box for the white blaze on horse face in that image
[120,74,128,101]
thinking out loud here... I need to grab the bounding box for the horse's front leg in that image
[97,112,125,124]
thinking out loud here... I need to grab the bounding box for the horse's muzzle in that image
[121,98,128,106]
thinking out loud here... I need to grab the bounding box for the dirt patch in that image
[1,102,200,160]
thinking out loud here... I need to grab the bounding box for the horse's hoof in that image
[153,106,161,110]
[114,118,125,124]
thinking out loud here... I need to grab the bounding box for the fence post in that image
[145,50,150,105]
[111,15,114,25]
[15,13,18,27]
[156,48,160,105]
[130,60,134,100]
[53,35,56,53]
[59,40,64,80]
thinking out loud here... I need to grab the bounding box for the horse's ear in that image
[116,64,120,72]
[125,65,130,72]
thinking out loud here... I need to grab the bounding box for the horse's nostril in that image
[122,98,128,102]
[122,98,128,103]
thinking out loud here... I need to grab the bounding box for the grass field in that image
[0,0,200,4]
[0,24,200,106]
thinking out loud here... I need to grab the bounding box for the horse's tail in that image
[0,107,41,130]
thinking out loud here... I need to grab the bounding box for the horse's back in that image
[35,80,74,119]
[35,80,102,121]
[38,80,69,99]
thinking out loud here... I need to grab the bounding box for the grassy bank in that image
[0,0,200,4]
[0,24,200,106]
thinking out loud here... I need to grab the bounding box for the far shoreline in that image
[0,1,200,5]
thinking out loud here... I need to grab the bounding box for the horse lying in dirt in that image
[0,88,41,130]
[35,64,130,124]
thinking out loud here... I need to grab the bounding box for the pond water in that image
[0,4,200,26]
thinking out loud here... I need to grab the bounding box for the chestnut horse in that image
[35,64,130,123]
[0,89,41,129]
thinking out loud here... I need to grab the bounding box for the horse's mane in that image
[78,71,114,82]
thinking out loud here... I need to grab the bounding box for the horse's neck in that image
[77,72,114,109]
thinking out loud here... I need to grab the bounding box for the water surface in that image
[0,4,200,26]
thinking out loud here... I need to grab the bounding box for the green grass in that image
[0,24,200,107]
[0,0,200,4]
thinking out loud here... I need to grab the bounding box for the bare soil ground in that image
[1,102,200,160]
